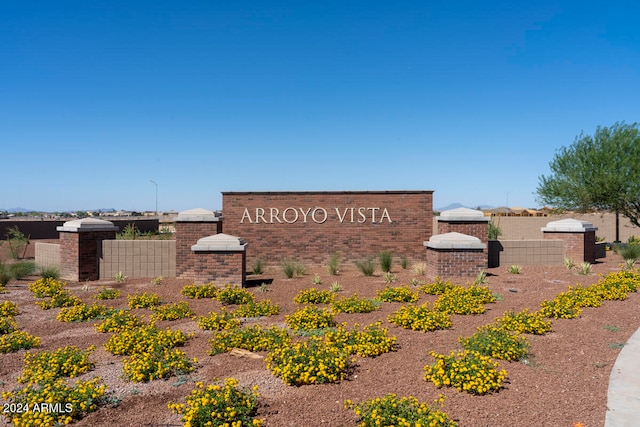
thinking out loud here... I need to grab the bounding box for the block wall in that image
[222,191,433,264]
[425,248,487,278]
[35,242,60,269]
[497,240,565,265]
[99,240,176,279]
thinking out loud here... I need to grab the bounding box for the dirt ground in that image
[1,251,638,427]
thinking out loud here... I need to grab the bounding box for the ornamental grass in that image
[388,303,452,332]
[344,393,458,427]
[424,350,507,395]
[168,378,264,427]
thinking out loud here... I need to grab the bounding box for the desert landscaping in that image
[1,248,639,427]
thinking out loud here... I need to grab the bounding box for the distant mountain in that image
[435,203,495,212]
[5,207,34,213]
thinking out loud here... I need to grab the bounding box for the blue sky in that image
[1,1,638,212]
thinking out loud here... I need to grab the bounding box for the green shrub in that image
[459,325,530,361]
[251,258,265,275]
[9,261,36,280]
[39,265,60,280]
[328,252,340,275]
[354,257,376,276]
[379,250,393,273]
[616,242,640,261]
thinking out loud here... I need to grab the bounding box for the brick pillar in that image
[175,208,223,279]
[187,233,247,285]
[437,207,490,266]
[542,218,597,263]
[57,219,117,281]
[424,232,487,278]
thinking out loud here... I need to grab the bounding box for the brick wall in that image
[175,221,222,278]
[59,230,116,281]
[425,248,487,278]
[222,191,433,264]
[437,222,489,245]
[543,231,596,263]
[179,251,246,285]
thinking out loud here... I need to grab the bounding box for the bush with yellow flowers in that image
[94,287,121,300]
[388,303,453,332]
[562,285,603,308]
[56,303,110,322]
[18,346,96,384]
[94,309,145,333]
[122,347,195,382]
[104,324,190,356]
[215,285,255,305]
[424,350,507,395]
[35,290,83,310]
[459,325,529,361]
[168,378,264,427]
[0,300,20,317]
[432,286,490,315]
[590,270,640,300]
[420,277,456,295]
[294,288,336,304]
[344,393,458,427]
[323,322,397,357]
[181,283,219,299]
[231,299,280,318]
[285,306,335,332]
[0,315,18,335]
[1,376,107,427]
[376,285,419,303]
[265,338,352,386]
[0,330,40,353]
[208,325,291,356]
[197,310,242,331]
[331,294,381,314]
[494,309,552,335]
[150,301,195,321]
[28,277,66,298]
[127,292,162,309]
[539,294,582,319]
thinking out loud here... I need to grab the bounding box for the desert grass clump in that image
[39,265,60,280]
[282,259,305,278]
[564,257,576,270]
[328,252,341,275]
[411,262,426,276]
[251,258,265,275]
[329,281,342,293]
[578,262,593,275]
[311,274,322,285]
[355,257,376,277]
[379,250,393,273]
[507,264,522,274]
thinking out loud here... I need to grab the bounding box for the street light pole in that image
[150,180,158,218]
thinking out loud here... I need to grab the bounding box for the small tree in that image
[537,122,640,239]
[6,226,30,260]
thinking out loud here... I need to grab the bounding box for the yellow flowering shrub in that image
[424,350,507,395]
[122,347,195,382]
[331,294,381,314]
[344,393,458,427]
[168,378,264,427]
[215,285,255,305]
[294,288,335,304]
[208,325,291,356]
[181,283,219,299]
[562,285,603,308]
[433,286,489,315]
[0,316,18,335]
[420,278,456,295]
[94,309,145,333]
[459,325,529,361]
[28,277,66,298]
[590,270,640,300]
[150,301,195,321]
[285,306,335,332]
[197,310,242,331]
[94,287,121,300]
[18,346,96,384]
[494,309,552,335]
[0,331,40,353]
[104,325,189,356]
[323,322,397,357]
[231,299,280,318]
[376,285,419,303]
[0,300,20,317]
[539,295,582,319]
[35,290,83,310]
[56,303,110,322]
[265,338,352,386]
[388,303,452,332]
[127,292,162,309]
